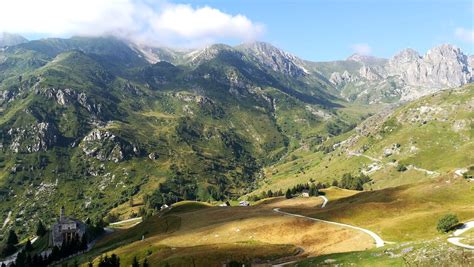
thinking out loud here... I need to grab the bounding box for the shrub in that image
[437,214,459,233]
[36,220,47,237]
[397,164,407,172]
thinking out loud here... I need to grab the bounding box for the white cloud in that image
[351,43,372,55]
[0,0,264,47]
[455,27,474,43]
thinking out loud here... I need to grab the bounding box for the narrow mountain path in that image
[319,195,328,208]
[448,238,474,250]
[447,221,474,250]
[348,151,439,176]
[409,165,439,176]
[272,194,383,266]
[109,217,142,226]
[2,211,11,229]
[348,151,381,162]
[273,208,384,248]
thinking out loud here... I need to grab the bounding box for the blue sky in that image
[173,0,474,61]
[1,0,473,61]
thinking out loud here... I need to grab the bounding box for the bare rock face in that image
[7,122,58,153]
[80,128,138,162]
[388,48,421,73]
[359,65,382,81]
[238,42,309,77]
[329,44,472,103]
[388,44,472,90]
[330,70,359,85]
[42,88,102,115]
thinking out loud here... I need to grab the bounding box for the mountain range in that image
[0,35,472,240]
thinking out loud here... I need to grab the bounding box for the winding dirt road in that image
[319,195,328,208]
[273,208,385,248]
[447,221,474,250]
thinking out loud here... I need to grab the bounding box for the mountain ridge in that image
[0,36,472,241]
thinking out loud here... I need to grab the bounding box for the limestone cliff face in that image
[327,44,472,103]
[237,42,309,77]
[80,128,139,163]
[7,122,58,153]
[359,65,382,81]
[388,44,472,89]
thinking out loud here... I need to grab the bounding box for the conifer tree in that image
[285,189,292,199]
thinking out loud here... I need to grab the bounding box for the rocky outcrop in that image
[388,44,472,90]
[237,42,309,77]
[359,65,382,81]
[0,90,14,104]
[80,128,138,162]
[387,48,421,73]
[330,71,358,85]
[41,88,103,115]
[7,122,58,153]
[325,44,473,103]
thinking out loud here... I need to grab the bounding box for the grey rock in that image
[324,44,473,103]
[80,128,137,162]
[359,65,382,81]
[238,42,309,77]
[7,122,58,153]
[388,44,471,92]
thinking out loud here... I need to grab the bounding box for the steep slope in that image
[258,84,473,193]
[0,37,365,239]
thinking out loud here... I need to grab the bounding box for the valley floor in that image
[60,174,474,266]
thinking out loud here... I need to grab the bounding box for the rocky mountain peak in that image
[424,44,467,63]
[324,43,472,103]
[388,44,472,91]
[185,44,235,65]
[0,32,28,47]
[347,53,372,62]
[237,41,309,76]
[346,53,386,65]
[390,48,421,64]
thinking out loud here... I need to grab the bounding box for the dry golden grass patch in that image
[155,208,372,256]
[86,198,374,266]
[321,186,360,201]
[282,176,474,242]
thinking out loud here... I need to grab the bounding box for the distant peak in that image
[391,48,421,62]
[426,44,463,57]
[237,41,286,54]
[237,41,300,61]
[0,32,28,47]
[346,53,379,62]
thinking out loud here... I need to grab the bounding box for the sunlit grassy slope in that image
[63,175,474,266]
[283,175,474,242]
[256,84,473,195]
[63,198,374,266]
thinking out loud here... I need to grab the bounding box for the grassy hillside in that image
[62,198,374,266]
[61,176,474,266]
[283,176,474,242]
[255,84,473,195]
[0,37,376,239]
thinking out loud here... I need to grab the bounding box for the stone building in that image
[50,207,86,247]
